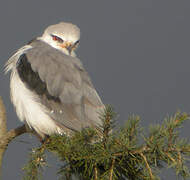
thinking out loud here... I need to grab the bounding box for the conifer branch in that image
[0,102,187,180]
[22,145,46,180]
[21,108,189,180]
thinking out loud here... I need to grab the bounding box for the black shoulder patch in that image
[27,38,37,45]
[16,54,60,102]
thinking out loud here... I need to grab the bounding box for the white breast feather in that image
[6,45,63,137]
[10,71,62,136]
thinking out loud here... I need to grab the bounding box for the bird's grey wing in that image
[17,40,104,132]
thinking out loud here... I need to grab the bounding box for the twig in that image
[109,158,115,180]
[165,152,176,163]
[140,152,154,180]
[177,150,182,166]
[0,97,28,178]
[0,125,27,148]
[0,97,7,137]
[94,165,98,180]
[0,97,7,178]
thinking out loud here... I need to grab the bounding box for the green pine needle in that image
[22,107,190,180]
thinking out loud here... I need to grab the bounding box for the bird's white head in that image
[40,22,80,56]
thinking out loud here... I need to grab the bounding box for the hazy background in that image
[0,0,190,179]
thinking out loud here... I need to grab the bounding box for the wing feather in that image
[17,40,104,132]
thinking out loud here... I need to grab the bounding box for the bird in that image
[5,22,104,138]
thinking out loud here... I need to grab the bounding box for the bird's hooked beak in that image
[59,42,75,54]
[59,41,79,54]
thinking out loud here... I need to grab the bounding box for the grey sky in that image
[0,0,190,179]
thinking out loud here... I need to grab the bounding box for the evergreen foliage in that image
[23,106,190,180]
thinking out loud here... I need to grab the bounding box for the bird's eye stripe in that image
[51,34,64,43]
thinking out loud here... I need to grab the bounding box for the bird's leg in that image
[33,133,50,144]
[24,124,49,144]
[24,124,42,143]
[40,135,50,145]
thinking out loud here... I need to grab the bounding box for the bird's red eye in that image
[51,35,64,43]
[53,36,58,41]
